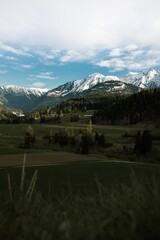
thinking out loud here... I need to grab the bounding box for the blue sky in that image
[0,0,160,89]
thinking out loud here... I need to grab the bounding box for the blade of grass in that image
[20,153,26,193]
[7,172,13,202]
[26,169,38,204]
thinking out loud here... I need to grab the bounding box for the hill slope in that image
[123,68,160,88]
[0,86,48,112]
[35,73,141,110]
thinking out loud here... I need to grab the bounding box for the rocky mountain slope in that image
[0,86,48,112]
[0,68,159,112]
[123,68,160,88]
[36,73,140,110]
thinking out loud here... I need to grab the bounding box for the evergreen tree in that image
[141,130,152,154]
[98,134,105,147]
[95,132,99,142]
[81,133,90,154]
[86,119,93,134]
[134,131,141,154]
[24,125,36,148]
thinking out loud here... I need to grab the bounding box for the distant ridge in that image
[123,68,160,88]
[0,86,48,112]
[0,68,159,112]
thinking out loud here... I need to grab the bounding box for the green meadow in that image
[0,122,160,239]
[0,160,160,240]
[0,122,159,160]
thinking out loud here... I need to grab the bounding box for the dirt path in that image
[0,152,109,167]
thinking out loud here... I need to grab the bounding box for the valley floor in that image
[0,151,109,167]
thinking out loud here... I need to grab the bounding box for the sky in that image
[0,0,160,89]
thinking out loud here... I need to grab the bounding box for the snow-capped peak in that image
[0,85,48,96]
[123,68,160,88]
[125,71,139,77]
[74,73,120,92]
[48,72,121,97]
[87,73,105,79]
[143,68,157,75]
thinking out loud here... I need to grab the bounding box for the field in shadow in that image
[0,160,160,239]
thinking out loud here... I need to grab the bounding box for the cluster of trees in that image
[28,89,160,125]
[1,89,160,125]
[24,125,36,149]
[56,95,118,113]
[0,106,16,123]
[22,121,108,154]
[24,94,120,124]
[70,115,79,122]
[92,89,160,124]
[134,130,152,155]
[18,125,36,149]
[21,124,154,162]
[45,122,95,154]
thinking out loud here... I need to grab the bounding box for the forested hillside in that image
[92,89,160,124]
[1,89,160,125]
[35,89,160,125]
[0,105,23,123]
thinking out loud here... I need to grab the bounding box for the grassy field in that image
[0,123,160,239]
[0,122,160,165]
[0,160,160,192]
[0,160,160,239]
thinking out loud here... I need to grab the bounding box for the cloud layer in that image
[0,0,160,88]
[0,0,160,51]
[96,46,160,71]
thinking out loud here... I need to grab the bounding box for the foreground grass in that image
[0,175,160,240]
[0,161,160,239]
[1,161,160,192]
[0,122,158,151]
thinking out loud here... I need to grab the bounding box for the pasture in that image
[0,159,160,192]
[0,122,159,157]
[0,122,160,239]
[0,159,160,240]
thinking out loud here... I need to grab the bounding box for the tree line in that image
[21,121,110,155]
[92,89,160,124]
[1,88,160,125]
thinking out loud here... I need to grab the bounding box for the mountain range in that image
[124,68,160,88]
[0,68,159,113]
[0,86,48,112]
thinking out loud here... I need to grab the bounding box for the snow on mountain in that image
[0,85,48,97]
[74,73,119,92]
[47,73,120,97]
[44,69,160,109]
[0,85,48,112]
[123,68,160,88]
[48,69,160,98]
[81,79,141,96]
[1,69,159,112]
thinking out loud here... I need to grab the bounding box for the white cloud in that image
[96,46,160,71]
[0,42,32,57]
[36,49,61,60]
[129,50,145,57]
[0,0,160,52]
[21,64,34,69]
[12,63,34,71]
[124,45,138,52]
[97,59,126,70]
[36,72,56,80]
[0,0,160,75]
[109,48,122,57]
[60,50,95,62]
[4,56,17,61]
[29,72,56,80]
[31,82,46,88]
[0,70,8,74]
